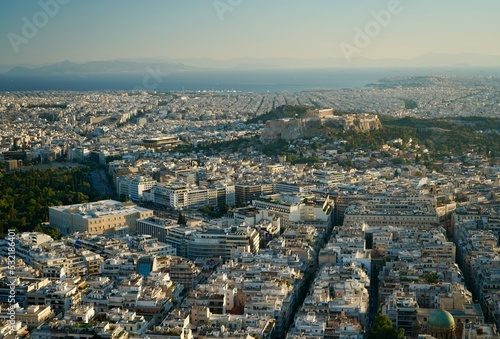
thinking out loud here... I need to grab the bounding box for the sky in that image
[1,0,500,66]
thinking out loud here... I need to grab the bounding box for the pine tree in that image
[177,212,187,225]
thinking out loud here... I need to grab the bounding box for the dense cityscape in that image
[1,75,500,338]
[2,1,500,338]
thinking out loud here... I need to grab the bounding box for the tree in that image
[366,314,405,339]
[0,167,100,235]
[177,212,187,225]
[392,157,404,165]
[219,203,229,216]
[44,227,61,240]
[424,272,439,284]
[235,198,244,208]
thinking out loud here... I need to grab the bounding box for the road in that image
[90,170,114,197]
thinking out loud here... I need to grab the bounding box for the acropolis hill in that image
[260,108,382,141]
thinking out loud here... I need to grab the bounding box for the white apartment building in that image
[152,182,235,209]
[252,195,329,227]
[275,182,316,195]
[117,175,157,201]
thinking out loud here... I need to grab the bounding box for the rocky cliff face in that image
[260,114,381,140]
[342,114,382,132]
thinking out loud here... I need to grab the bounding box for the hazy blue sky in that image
[1,0,499,65]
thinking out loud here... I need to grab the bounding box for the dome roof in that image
[428,309,455,329]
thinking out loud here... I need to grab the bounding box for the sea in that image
[0,67,499,93]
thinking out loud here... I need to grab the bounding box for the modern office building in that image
[136,217,179,244]
[252,195,330,227]
[274,182,316,195]
[235,182,274,203]
[117,175,157,201]
[152,182,235,209]
[343,199,438,227]
[136,216,259,262]
[186,225,260,261]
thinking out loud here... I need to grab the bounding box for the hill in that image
[380,115,500,156]
[4,60,197,75]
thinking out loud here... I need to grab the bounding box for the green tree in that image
[177,212,187,225]
[45,227,61,240]
[219,203,229,216]
[424,272,439,284]
[392,157,404,165]
[366,314,404,339]
[0,167,101,235]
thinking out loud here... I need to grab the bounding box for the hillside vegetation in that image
[381,115,500,156]
[179,104,500,160]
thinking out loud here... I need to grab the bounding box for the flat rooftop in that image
[50,200,151,219]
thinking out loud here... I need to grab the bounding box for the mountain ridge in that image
[2,53,500,75]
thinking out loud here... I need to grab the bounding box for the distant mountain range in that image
[3,60,197,75]
[2,53,500,75]
[136,54,500,69]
